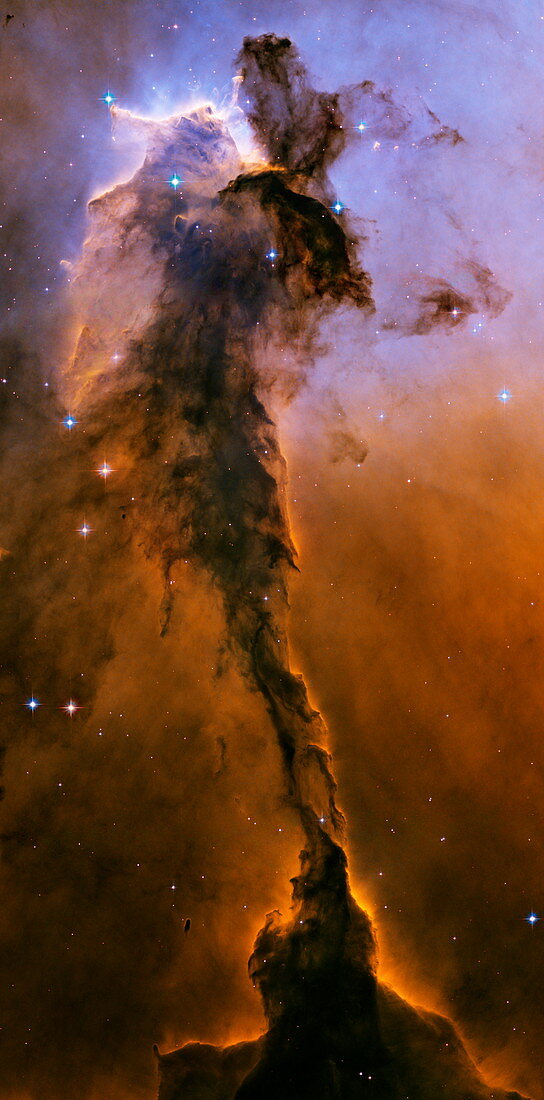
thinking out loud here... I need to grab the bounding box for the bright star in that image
[357,120,366,133]
[331,200,344,215]
[168,173,182,189]
[102,91,116,107]
[26,697,40,711]
[63,414,77,430]
[498,389,511,403]
[266,249,278,261]
[98,462,112,479]
[79,522,91,538]
[526,913,539,925]
[64,700,78,716]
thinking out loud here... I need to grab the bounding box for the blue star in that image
[331,200,344,215]
[526,913,539,926]
[266,249,278,261]
[26,697,40,711]
[63,414,77,430]
[168,173,182,189]
[357,120,366,133]
[498,389,511,403]
[102,91,116,107]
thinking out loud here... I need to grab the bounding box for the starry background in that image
[1,1,544,1098]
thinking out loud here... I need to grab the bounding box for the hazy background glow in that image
[1,2,543,1098]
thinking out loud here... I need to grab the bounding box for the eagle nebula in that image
[1,3,543,1100]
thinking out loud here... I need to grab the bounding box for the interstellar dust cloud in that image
[66,34,517,1099]
[0,31,525,1100]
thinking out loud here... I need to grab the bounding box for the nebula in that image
[52,32,521,1100]
[1,7,542,1100]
